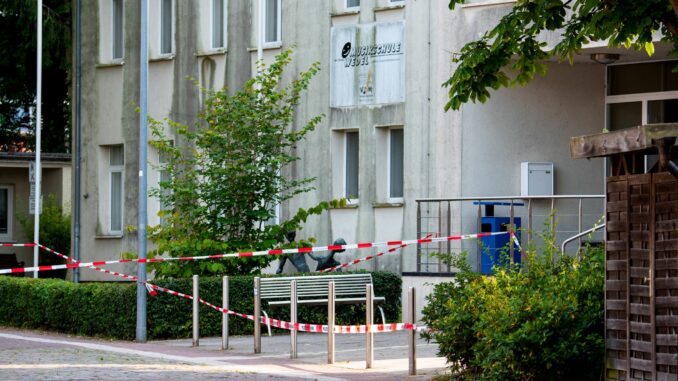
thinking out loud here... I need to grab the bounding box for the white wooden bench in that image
[256,273,387,335]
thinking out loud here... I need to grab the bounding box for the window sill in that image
[150,54,175,62]
[374,3,405,12]
[330,10,360,17]
[196,48,227,57]
[96,61,124,68]
[330,202,359,209]
[247,42,283,52]
[95,234,124,240]
[460,0,516,8]
[373,202,404,208]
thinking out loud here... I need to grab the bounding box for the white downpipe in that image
[257,0,263,71]
[33,0,43,278]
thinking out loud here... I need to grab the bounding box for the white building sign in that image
[330,22,405,107]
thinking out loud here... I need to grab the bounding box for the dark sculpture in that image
[309,238,346,272]
[275,231,310,274]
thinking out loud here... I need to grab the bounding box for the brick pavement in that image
[0,327,448,381]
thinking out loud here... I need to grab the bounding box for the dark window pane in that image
[111,172,122,232]
[112,0,123,59]
[345,131,359,199]
[212,0,224,48]
[390,129,404,198]
[347,0,360,7]
[607,102,641,131]
[648,99,678,124]
[608,61,678,95]
[265,0,279,43]
[161,0,173,54]
[0,189,7,234]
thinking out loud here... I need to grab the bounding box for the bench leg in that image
[377,305,386,325]
[262,310,272,337]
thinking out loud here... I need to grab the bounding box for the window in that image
[160,0,173,54]
[345,131,359,199]
[346,0,360,9]
[264,0,281,44]
[212,0,226,49]
[0,186,12,241]
[112,0,123,59]
[389,128,404,199]
[109,146,124,234]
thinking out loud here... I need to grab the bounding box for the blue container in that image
[479,216,521,275]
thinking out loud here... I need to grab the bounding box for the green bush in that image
[0,271,401,340]
[422,240,605,380]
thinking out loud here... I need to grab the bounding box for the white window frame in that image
[109,146,124,235]
[0,185,13,242]
[211,0,227,49]
[263,0,282,45]
[344,130,359,202]
[346,0,360,11]
[387,128,404,202]
[159,0,175,55]
[111,0,124,61]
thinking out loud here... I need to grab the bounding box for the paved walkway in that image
[0,327,447,380]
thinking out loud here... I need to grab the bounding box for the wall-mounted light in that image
[590,53,620,65]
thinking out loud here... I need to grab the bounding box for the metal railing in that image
[415,195,605,273]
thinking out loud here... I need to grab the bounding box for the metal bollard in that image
[291,279,298,359]
[327,281,335,364]
[366,284,373,368]
[254,277,261,353]
[222,275,229,350]
[192,275,199,347]
[408,287,416,375]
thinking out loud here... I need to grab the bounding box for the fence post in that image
[328,281,335,364]
[408,286,417,376]
[192,274,199,347]
[254,277,261,353]
[366,283,373,368]
[222,275,229,350]
[291,279,298,359]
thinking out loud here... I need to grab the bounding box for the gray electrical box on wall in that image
[521,162,554,196]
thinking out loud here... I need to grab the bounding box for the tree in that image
[147,50,344,277]
[0,0,71,152]
[444,0,678,111]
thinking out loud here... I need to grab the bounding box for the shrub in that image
[0,271,401,340]
[422,238,605,380]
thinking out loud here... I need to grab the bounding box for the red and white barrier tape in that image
[0,231,507,275]
[510,231,523,253]
[0,243,37,247]
[320,233,433,273]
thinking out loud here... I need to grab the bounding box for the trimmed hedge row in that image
[0,271,401,340]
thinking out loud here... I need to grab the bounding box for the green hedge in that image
[0,271,401,340]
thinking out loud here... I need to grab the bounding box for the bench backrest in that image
[259,274,373,302]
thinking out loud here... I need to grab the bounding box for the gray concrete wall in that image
[77,1,252,280]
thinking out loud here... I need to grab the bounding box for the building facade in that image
[77,0,677,300]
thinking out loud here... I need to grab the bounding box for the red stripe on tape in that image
[476,233,490,238]
[327,245,343,251]
[268,249,283,255]
[239,252,253,257]
[297,247,312,253]
[386,241,403,246]
[357,243,372,248]
[11,268,25,273]
[447,235,461,241]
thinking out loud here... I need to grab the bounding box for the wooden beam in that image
[570,123,678,159]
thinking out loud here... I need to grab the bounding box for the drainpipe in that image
[73,0,82,283]
[653,137,678,179]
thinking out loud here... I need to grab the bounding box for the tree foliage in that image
[147,50,343,277]
[0,0,71,152]
[444,0,678,111]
